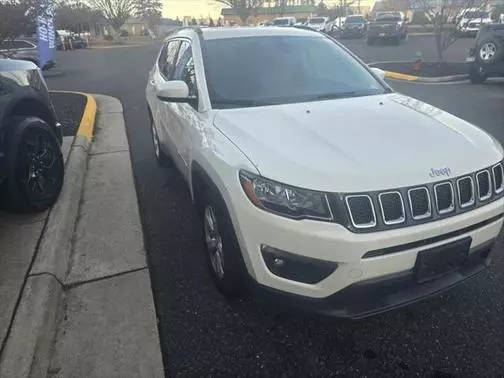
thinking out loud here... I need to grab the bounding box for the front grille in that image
[345,195,376,228]
[379,191,405,224]
[336,162,504,233]
[434,182,454,214]
[477,170,491,200]
[493,163,503,193]
[408,187,431,220]
[457,176,474,208]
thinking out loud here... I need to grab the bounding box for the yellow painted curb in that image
[51,91,97,141]
[384,71,419,81]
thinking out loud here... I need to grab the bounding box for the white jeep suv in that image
[146,27,504,318]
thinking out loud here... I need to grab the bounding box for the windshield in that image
[376,13,401,21]
[272,19,290,25]
[203,36,385,109]
[308,18,325,24]
[346,16,365,23]
[464,11,488,18]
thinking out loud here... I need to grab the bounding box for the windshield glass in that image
[272,19,290,25]
[203,36,385,108]
[464,11,488,18]
[308,18,325,24]
[376,13,401,21]
[346,16,365,23]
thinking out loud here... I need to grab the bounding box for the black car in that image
[468,23,504,83]
[340,15,368,38]
[0,60,64,212]
[367,12,408,45]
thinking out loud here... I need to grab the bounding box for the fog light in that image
[261,245,337,284]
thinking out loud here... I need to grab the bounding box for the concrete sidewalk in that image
[0,95,163,377]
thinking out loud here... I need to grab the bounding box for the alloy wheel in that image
[151,121,160,160]
[204,205,225,279]
[479,42,496,61]
[17,129,60,202]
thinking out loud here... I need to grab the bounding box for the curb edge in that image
[0,92,97,377]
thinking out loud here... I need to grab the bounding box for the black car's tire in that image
[2,117,64,212]
[476,37,504,65]
[200,185,247,298]
[393,36,401,45]
[150,118,171,166]
[469,65,488,84]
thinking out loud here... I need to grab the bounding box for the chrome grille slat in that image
[408,187,431,220]
[379,191,405,225]
[345,195,376,229]
[457,176,474,208]
[477,170,491,201]
[493,163,504,194]
[434,182,454,214]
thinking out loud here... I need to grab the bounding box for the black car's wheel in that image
[201,185,247,298]
[3,117,64,212]
[469,64,488,84]
[393,36,401,45]
[476,37,504,65]
[150,117,171,166]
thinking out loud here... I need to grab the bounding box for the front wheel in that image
[2,117,64,212]
[150,118,171,166]
[201,187,247,298]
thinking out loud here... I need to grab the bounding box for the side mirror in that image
[370,67,386,80]
[156,80,191,102]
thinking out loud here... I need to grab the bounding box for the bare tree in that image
[410,0,488,61]
[215,0,264,25]
[134,0,162,28]
[0,0,49,47]
[87,0,136,31]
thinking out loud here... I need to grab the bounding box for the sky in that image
[163,0,224,20]
[161,0,373,20]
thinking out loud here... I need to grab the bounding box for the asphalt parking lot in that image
[45,37,504,376]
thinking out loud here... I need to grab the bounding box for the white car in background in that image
[458,10,492,36]
[306,17,331,32]
[146,27,504,318]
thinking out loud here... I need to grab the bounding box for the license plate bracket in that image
[414,237,471,283]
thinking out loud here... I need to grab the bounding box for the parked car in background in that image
[0,60,64,212]
[272,17,297,26]
[367,12,408,45]
[467,23,504,83]
[340,15,368,38]
[458,10,492,36]
[306,17,331,32]
[146,27,504,318]
[0,40,55,70]
[329,17,346,34]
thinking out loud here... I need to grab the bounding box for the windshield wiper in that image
[212,99,275,108]
[312,91,358,100]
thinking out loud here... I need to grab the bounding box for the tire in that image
[393,36,401,45]
[2,117,64,212]
[200,185,247,298]
[150,117,170,166]
[469,64,487,84]
[367,37,375,45]
[476,37,504,65]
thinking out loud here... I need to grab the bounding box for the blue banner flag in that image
[36,1,55,69]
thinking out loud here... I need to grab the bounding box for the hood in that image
[213,93,503,193]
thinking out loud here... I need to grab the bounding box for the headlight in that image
[239,171,333,221]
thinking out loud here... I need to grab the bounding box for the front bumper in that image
[368,30,401,39]
[228,181,504,304]
[254,239,494,318]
